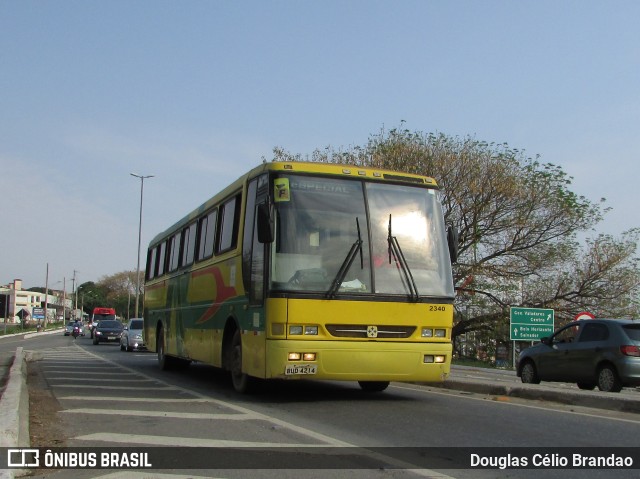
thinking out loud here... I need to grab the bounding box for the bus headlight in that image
[289,325,318,335]
[421,328,433,337]
[422,328,446,338]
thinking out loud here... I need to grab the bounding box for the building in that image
[1,279,72,323]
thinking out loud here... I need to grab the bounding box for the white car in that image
[120,318,146,351]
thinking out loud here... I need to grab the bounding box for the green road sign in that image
[510,307,554,341]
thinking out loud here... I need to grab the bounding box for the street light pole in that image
[130,173,154,319]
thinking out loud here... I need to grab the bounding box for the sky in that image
[1,0,639,290]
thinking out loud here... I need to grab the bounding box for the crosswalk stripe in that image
[93,473,220,479]
[74,433,324,448]
[47,377,154,382]
[61,408,258,420]
[57,396,212,402]
[53,384,175,390]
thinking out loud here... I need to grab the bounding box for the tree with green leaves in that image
[271,125,640,354]
[77,270,139,320]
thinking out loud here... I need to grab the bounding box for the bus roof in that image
[92,307,116,315]
[252,161,438,185]
[148,161,439,247]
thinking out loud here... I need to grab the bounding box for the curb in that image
[431,379,640,414]
[0,347,29,479]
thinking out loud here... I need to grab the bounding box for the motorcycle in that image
[72,325,80,339]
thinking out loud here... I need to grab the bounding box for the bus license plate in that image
[285,364,317,375]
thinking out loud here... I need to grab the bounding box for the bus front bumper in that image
[265,339,451,383]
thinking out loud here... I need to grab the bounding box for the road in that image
[3,333,640,479]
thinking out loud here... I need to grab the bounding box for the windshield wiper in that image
[327,217,364,298]
[388,214,419,301]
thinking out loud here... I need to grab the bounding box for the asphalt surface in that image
[1,330,639,478]
[431,363,640,414]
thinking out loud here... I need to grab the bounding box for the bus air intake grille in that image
[326,325,416,338]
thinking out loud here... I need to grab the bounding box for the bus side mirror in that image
[447,225,459,264]
[257,201,274,243]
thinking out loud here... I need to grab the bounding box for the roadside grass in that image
[0,321,65,336]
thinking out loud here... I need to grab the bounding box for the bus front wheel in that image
[230,329,255,393]
[157,325,191,371]
[157,325,173,371]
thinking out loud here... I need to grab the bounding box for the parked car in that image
[92,320,124,345]
[120,318,146,352]
[64,321,84,336]
[517,319,640,392]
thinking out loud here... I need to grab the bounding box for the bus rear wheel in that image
[230,329,256,393]
[358,381,389,392]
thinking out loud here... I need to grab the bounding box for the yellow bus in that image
[144,161,457,393]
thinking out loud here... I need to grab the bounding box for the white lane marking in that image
[44,370,138,375]
[75,434,456,478]
[94,474,218,479]
[58,396,213,403]
[61,408,259,420]
[74,433,326,447]
[69,346,457,478]
[73,346,355,447]
[47,377,155,382]
[54,384,175,390]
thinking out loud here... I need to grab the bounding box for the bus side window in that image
[168,232,182,272]
[242,179,258,292]
[217,194,240,254]
[197,215,208,261]
[157,241,167,276]
[198,209,217,260]
[182,222,197,266]
[146,248,157,280]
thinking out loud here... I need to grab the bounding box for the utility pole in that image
[44,263,49,328]
[72,270,78,319]
[131,173,154,318]
[3,289,7,334]
[62,277,66,323]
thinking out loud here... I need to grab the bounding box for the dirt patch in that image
[28,360,67,447]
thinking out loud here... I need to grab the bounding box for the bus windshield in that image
[270,174,454,298]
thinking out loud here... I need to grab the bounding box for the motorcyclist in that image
[72,318,81,339]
